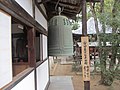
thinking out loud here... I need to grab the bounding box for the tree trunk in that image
[89,0,107,84]
[89,2,101,73]
[109,0,119,71]
[100,0,108,84]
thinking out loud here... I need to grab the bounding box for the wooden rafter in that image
[86,0,101,2]
[62,11,77,15]
[63,8,79,13]
[43,0,100,19]
[57,0,80,5]
[49,1,80,9]
[38,0,51,4]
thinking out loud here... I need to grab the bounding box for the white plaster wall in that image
[0,11,12,88]
[37,60,49,90]
[11,71,35,90]
[43,35,48,60]
[40,4,47,15]
[37,0,47,15]
[15,0,33,17]
[35,6,48,30]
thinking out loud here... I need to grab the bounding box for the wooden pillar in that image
[82,0,90,90]
[28,28,36,67]
[94,48,96,72]
[82,0,87,36]
[32,1,37,90]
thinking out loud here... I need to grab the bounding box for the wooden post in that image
[82,0,87,36]
[27,28,36,67]
[82,0,90,90]
[94,48,96,72]
[81,36,90,90]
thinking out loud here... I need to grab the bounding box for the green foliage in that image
[72,22,80,30]
[72,60,81,72]
[98,0,120,29]
[89,0,120,86]
[103,70,114,86]
[71,1,120,85]
[71,14,82,30]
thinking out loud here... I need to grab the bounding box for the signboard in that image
[81,36,90,81]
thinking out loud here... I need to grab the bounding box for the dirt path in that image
[50,61,120,90]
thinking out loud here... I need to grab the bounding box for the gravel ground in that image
[50,60,120,90]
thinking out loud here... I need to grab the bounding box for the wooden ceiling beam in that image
[49,1,80,9]
[56,0,80,5]
[38,0,51,4]
[86,0,101,2]
[62,11,77,16]
[61,0,80,5]
[62,12,76,19]
[63,8,79,13]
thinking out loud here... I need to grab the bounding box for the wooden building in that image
[0,0,100,90]
[0,0,49,90]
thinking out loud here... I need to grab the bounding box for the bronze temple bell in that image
[48,9,73,56]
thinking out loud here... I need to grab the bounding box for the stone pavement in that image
[48,76,74,90]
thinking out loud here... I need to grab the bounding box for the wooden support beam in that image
[82,0,90,90]
[51,0,81,5]
[49,1,80,9]
[86,0,101,2]
[28,28,36,67]
[82,0,87,35]
[63,8,78,13]
[62,12,77,17]
[35,21,48,36]
[38,0,51,4]
[0,1,33,27]
[0,0,35,26]
[0,0,47,35]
